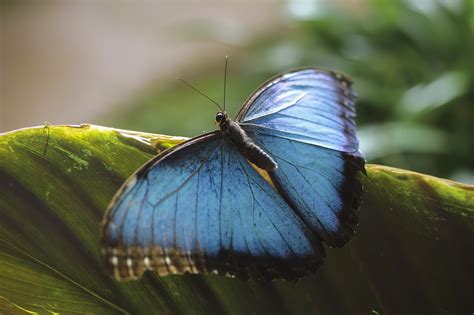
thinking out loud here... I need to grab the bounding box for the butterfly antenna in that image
[224,55,228,111]
[177,78,223,111]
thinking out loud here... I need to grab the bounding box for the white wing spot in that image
[144,256,151,269]
[111,256,118,266]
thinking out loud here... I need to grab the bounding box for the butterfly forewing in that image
[237,69,359,153]
[102,132,323,280]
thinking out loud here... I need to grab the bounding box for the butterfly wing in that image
[101,132,322,280]
[236,68,359,153]
[237,68,365,247]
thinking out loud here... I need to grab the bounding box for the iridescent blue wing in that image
[101,132,322,280]
[236,68,359,153]
[237,68,365,247]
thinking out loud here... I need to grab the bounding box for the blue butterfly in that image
[101,68,365,280]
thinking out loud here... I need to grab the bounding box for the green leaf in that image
[0,125,472,314]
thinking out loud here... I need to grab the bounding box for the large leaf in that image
[0,124,472,314]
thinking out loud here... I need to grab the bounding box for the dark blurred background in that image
[2,0,473,183]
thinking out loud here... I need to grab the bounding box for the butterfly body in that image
[217,111,277,171]
[102,68,365,281]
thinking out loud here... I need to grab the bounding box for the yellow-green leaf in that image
[0,125,472,314]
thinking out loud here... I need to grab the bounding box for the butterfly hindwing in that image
[245,128,364,247]
[102,132,323,280]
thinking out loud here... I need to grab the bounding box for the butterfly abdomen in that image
[240,141,278,171]
[226,120,277,171]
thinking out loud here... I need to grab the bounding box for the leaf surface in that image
[0,125,472,314]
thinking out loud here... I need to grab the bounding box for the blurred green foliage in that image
[107,0,473,183]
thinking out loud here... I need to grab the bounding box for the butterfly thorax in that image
[215,111,277,171]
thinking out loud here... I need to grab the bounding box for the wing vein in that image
[218,140,225,253]
[293,166,341,220]
[239,159,272,259]
[240,159,297,258]
[272,161,332,240]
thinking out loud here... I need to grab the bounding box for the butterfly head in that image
[215,111,229,129]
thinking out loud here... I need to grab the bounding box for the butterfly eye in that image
[216,112,224,123]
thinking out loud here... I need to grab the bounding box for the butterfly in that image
[101,68,365,281]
